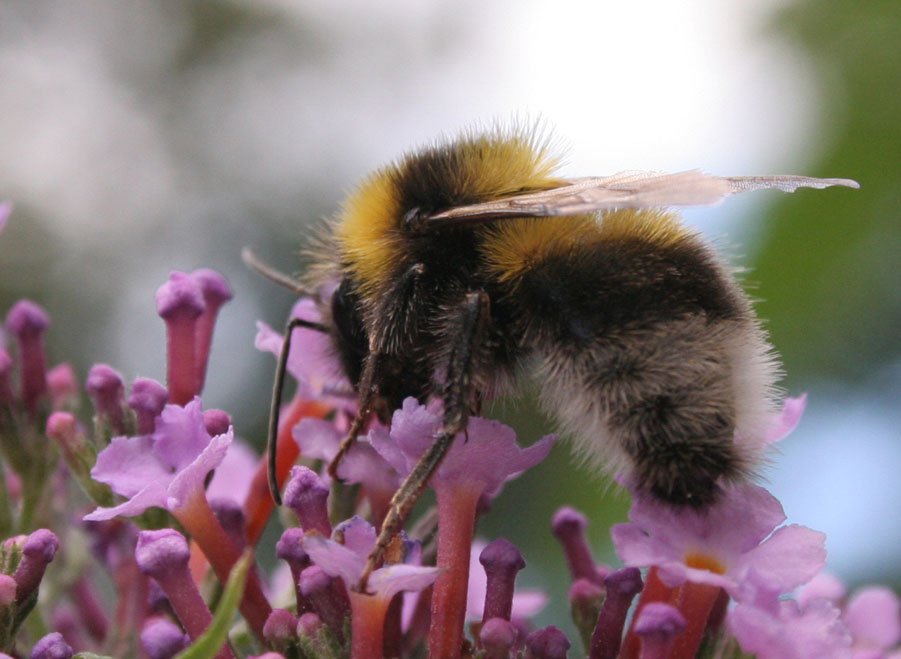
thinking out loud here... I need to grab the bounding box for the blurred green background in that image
[0,0,897,635]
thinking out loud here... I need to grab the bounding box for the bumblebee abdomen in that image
[505,211,779,505]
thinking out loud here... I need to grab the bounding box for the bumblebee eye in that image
[402,206,429,232]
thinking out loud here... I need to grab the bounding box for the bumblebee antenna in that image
[242,246,313,296]
[265,317,329,505]
[243,246,330,504]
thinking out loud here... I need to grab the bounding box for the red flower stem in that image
[242,396,330,546]
[428,486,480,658]
[349,591,389,659]
[175,490,272,641]
[71,577,109,642]
[667,581,723,659]
[382,593,404,658]
[166,317,198,406]
[621,567,674,659]
[109,559,147,658]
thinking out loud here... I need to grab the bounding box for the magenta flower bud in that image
[524,626,572,659]
[569,578,605,651]
[210,498,246,551]
[299,565,350,639]
[552,507,604,586]
[844,586,901,650]
[0,574,16,606]
[5,300,50,414]
[140,617,190,659]
[127,377,169,435]
[46,412,113,507]
[202,409,231,438]
[0,201,11,233]
[283,466,332,536]
[29,632,72,659]
[135,528,191,579]
[479,538,526,623]
[263,608,299,650]
[134,529,219,647]
[86,364,128,434]
[590,567,644,659]
[480,617,518,658]
[13,529,59,604]
[297,611,323,637]
[276,528,312,612]
[46,363,78,410]
[156,272,205,406]
[45,412,84,453]
[0,349,13,404]
[632,602,686,659]
[4,535,26,550]
[190,269,232,394]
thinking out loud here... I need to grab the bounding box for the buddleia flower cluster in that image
[0,204,898,658]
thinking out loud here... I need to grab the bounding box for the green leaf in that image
[175,550,252,659]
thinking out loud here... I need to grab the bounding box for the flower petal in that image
[844,586,901,649]
[731,525,826,596]
[627,482,786,562]
[84,480,169,521]
[368,563,441,602]
[766,394,807,444]
[166,428,233,510]
[303,535,366,587]
[152,399,211,471]
[206,437,258,504]
[90,434,170,497]
[333,516,376,557]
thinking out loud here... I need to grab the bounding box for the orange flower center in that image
[683,552,727,574]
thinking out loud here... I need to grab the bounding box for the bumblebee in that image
[252,124,856,584]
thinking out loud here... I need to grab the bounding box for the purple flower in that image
[303,516,439,604]
[304,516,440,658]
[127,378,169,435]
[5,300,50,414]
[255,298,352,406]
[843,586,901,654]
[46,363,79,411]
[156,270,232,406]
[85,364,128,435]
[728,597,853,659]
[29,632,72,659]
[765,394,808,444]
[798,572,847,611]
[369,397,555,500]
[293,417,399,495]
[369,398,554,657]
[140,617,190,659]
[611,481,826,597]
[206,437,258,506]
[465,539,547,623]
[84,397,232,521]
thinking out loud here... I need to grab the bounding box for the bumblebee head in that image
[334,125,564,296]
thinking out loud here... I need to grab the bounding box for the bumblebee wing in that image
[423,171,859,227]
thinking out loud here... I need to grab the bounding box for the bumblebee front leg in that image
[327,350,379,480]
[357,290,490,592]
